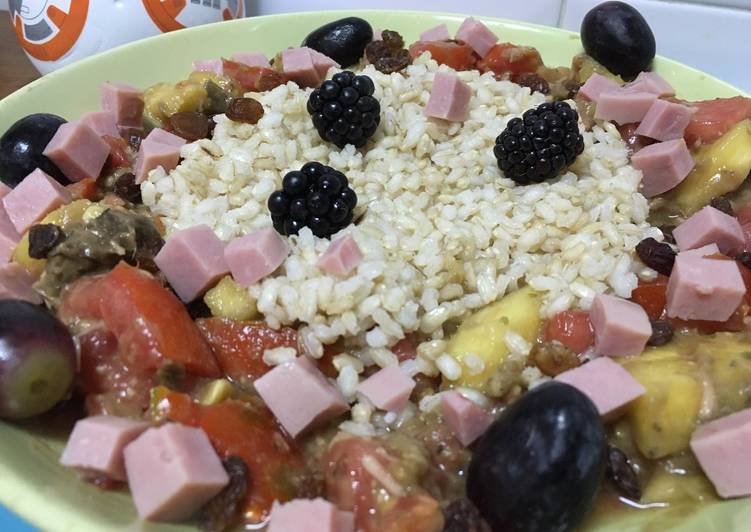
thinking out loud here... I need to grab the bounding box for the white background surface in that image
[1,0,749,91]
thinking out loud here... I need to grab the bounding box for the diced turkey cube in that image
[690,407,751,498]
[424,72,472,122]
[635,99,694,141]
[440,391,493,446]
[231,52,271,68]
[255,356,349,438]
[590,294,651,357]
[154,225,229,302]
[578,73,620,104]
[123,423,229,521]
[268,498,355,532]
[624,71,675,97]
[101,82,144,128]
[594,90,658,125]
[80,111,120,138]
[60,415,149,481]
[555,357,645,420]
[455,17,498,57]
[281,47,340,88]
[192,59,224,76]
[666,252,745,322]
[224,227,289,287]
[309,49,340,79]
[133,128,187,184]
[0,205,20,264]
[357,365,415,412]
[0,263,42,304]
[420,23,450,42]
[672,206,745,256]
[2,169,71,234]
[317,235,363,276]
[632,138,695,198]
[43,121,110,183]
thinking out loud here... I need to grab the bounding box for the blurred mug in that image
[9,0,246,75]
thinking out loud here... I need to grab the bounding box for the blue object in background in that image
[0,506,36,532]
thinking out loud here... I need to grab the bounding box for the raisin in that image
[710,195,735,217]
[198,456,249,532]
[635,237,676,276]
[531,342,581,377]
[113,172,142,204]
[606,446,641,501]
[442,499,489,532]
[658,225,676,244]
[365,30,411,74]
[514,72,551,95]
[186,298,212,320]
[28,224,65,259]
[168,111,210,142]
[648,320,674,346]
[226,97,264,124]
[737,251,751,270]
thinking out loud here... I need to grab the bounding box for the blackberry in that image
[268,162,358,239]
[493,101,584,185]
[307,71,381,149]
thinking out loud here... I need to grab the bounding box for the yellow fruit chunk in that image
[143,80,207,128]
[203,275,259,321]
[199,379,235,406]
[12,199,91,277]
[622,346,702,459]
[667,119,751,216]
[694,334,751,414]
[641,467,716,505]
[444,287,541,392]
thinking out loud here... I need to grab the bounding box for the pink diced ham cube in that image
[80,111,120,138]
[420,23,450,42]
[679,242,719,259]
[268,498,355,532]
[123,423,229,521]
[555,357,645,420]
[635,99,694,141]
[625,71,675,97]
[43,121,110,183]
[0,183,11,199]
[666,251,745,322]
[672,206,745,256]
[0,205,20,264]
[594,90,658,125]
[134,128,187,184]
[309,49,340,79]
[230,52,271,68]
[424,72,472,122]
[0,263,42,304]
[440,391,493,446]
[255,356,349,438]
[224,227,289,287]
[632,138,695,198]
[59,415,149,481]
[590,294,651,357]
[455,17,498,57]
[317,235,363,276]
[578,73,620,104]
[101,82,144,128]
[357,365,415,412]
[192,59,224,76]
[154,225,229,302]
[282,47,339,88]
[2,169,71,234]
[690,407,751,498]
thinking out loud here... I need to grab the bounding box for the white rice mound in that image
[142,53,661,371]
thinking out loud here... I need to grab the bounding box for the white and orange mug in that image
[9,0,246,75]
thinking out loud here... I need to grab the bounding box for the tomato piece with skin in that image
[630,277,669,321]
[196,318,298,384]
[221,60,287,92]
[65,177,98,201]
[102,135,132,170]
[408,41,476,71]
[154,388,314,524]
[476,43,543,81]
[683,96,751,148]
[544,310,594,354]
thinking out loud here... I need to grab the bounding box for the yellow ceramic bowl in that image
[0,10,748,532]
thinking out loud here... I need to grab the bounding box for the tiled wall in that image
[1,1,748,90]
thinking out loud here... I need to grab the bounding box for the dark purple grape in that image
[0,300,76,419]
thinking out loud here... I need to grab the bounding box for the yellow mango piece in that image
[667,119,751,216]
[12,199,91,277]
[622,347,703,459]
[203,275,259,321]
[199,379,235,406]
[694,334,751,413]
[143,80,207,127]
[444,287,541,391]
[187,71,241,97]
[641,468,716,505]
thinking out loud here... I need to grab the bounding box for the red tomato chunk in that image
[408,41,477,71]
[545,310,594,354]
[476,43,543,81]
